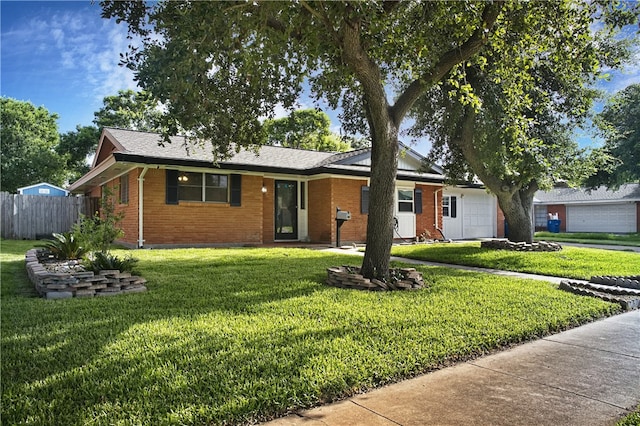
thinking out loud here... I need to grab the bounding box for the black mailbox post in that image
[335,207,351,247]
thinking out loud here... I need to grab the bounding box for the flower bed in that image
[326,266,426,291]
[25,249,147,299]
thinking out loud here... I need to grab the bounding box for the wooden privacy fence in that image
[0,192,99,240]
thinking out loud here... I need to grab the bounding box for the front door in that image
[275,180,298,240]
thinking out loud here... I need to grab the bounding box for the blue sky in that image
[2,1,639,155]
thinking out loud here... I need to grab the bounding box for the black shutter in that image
[166,170,179,205]
[414,188,423,214]
[451,196,457,218]
[361,186,369,214]
[230,174,241,206]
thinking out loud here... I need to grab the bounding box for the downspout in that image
[138,167,149,248]
[434,188,445,240]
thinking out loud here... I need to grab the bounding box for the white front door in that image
[395,188,416,238]
[442,194,462,239]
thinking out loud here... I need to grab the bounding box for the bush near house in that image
[1,241,619,425]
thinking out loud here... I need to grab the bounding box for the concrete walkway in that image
[263,247,640,425]
[266,311,639,426]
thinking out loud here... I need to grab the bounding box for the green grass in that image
[1,240,620,425]
[535,232,640,247]
[392,242,640,280]
[618,405,640,426]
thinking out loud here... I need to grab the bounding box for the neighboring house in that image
[69,128,452,248]
[441,185,501,240]
[17,182,69,197]
[534,184,640,233]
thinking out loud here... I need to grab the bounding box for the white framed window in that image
[178,172,228,202]
[120,174,129,204]
[442,195,457,218]
[398,189,414,212]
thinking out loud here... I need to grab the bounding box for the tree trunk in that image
[495,189,535,243]
[360,119,399,279]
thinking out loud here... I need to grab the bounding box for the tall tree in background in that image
[0,98,67,193]
[586,83,640,189]
[411,3,638,243]
[93,89,162,131]
[264,109,351,152]
[57,125,101,182]
[102,0,503,278]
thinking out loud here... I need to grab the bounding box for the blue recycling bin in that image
[547,219,561,233]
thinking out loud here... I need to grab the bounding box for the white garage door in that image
[567,204,636,233]
[463,193,495,238]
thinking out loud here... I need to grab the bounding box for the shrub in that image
[36,232,86,260]
[83,251,138,273]
[72,186,124,254]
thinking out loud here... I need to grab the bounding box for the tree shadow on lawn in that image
[2,246,616,424]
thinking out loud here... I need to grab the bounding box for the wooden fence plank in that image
[0,192,91,240]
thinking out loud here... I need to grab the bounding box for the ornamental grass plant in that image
[1,240,620,425]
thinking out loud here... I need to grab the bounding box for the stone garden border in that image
[481,239,562,252]
[559,276,640,311]
[25,249,147,299]
[326,266,426,291]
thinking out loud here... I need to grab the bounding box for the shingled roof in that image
[69,128,444,192]
[534,184,640,204]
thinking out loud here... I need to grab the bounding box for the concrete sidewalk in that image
[265,310,640,425]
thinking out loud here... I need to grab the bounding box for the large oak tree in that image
[410,2,638,242]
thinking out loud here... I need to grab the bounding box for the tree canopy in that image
[0,98,67,193]
[264,109,350,152]
[93,89,162,132]
[57,125,102,182]
[410,2,639,242]
[586,83,640,189]
[100,1,636,273]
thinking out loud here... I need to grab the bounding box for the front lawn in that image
[535,231,640,247]
[1,240,619,425]
[392,242,640,280]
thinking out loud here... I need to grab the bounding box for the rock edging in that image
[481,239,562,252]
[25,249,147,299]
[326,266,426,291]
[559,276,640,311]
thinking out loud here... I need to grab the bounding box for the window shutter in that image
[361,186,370,214]
[230,174,241,206]
[414,188,423,214]
[166,170,179,205]
[451,196,457,218]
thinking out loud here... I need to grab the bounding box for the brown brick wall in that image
[415,184,441,239]
[96,172,139,246]
[308,179,443,244]
[140,169,264,245]
[308,178,334,243]
[496,201,506,238]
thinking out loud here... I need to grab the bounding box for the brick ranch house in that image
[68,128,464,248]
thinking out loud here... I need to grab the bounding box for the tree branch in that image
[392,1,504,123]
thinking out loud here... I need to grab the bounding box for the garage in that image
[566,203,637,233]
[443,188,496,240]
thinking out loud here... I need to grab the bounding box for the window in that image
[300,182,306,210]
[534,205,548,228]
[443,195,457,218]
[398,189,414,212]
[177,172,228,202]
[119,174,129,204]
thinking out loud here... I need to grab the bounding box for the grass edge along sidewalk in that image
[1,240,621,425]
[391,242,640,280]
